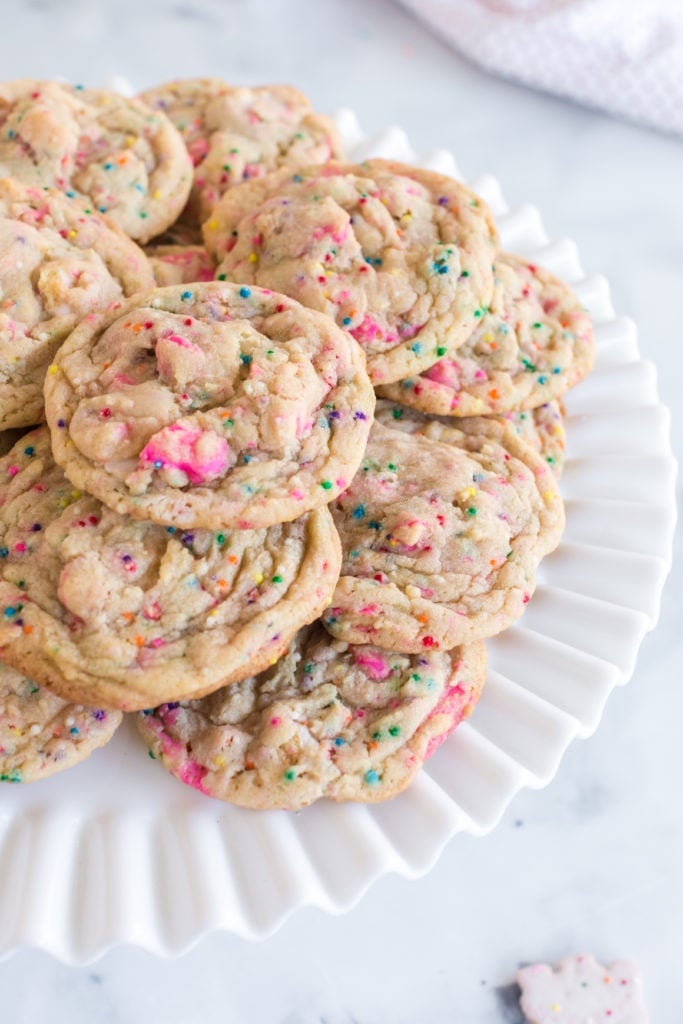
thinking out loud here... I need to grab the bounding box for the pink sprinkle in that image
[14,542,26,553]
[358,604,381,616]
[290,488,305,500]
[270,717,281,726]
[149,637,165,649]
[6,465,18,477]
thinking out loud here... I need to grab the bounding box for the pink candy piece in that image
[188,138,209,166]
[350,315,384,345]
[357,603,381,616]
[425,359,461,387]
[423,683,469,760]
[165,333,201,350]
[398,322,422,340]
[160,706,181,727]
[353,649,391,681]
[178,759,209,793]
[243,162,263,180]
[140,422,231,484]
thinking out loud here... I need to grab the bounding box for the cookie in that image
[140,78,342,222]
[501,400,566,479]
[0,661,121,782]
[518,955,649,1024]
[322,415,563,651]
[145,244,215,286]
[0,428,342,710]
[45,281,375,530]
[203,159,499,385]
[0,80,193,242]
[0,179,154,429]
[377,253,593,413]
[137,625,486,808]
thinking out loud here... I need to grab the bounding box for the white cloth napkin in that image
[396,0,683,136]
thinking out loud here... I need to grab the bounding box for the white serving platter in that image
[0,109,676,963]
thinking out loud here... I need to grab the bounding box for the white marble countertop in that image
[2,1,682,1021]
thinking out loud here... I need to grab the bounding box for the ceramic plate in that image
[0,109,676,963]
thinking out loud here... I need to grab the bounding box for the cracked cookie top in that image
[0,178,154,429]
[0,428,342,709]
[203,159,498,385]
[378,253,593,413]
[0,80,193,241]
[138,625,486,808]
[0,661,121,782]
[323,414,563,651]
[141,78,342,222]
[44,282,375,530]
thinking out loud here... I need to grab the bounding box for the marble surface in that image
[1,0,682,1020]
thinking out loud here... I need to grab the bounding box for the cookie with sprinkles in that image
[137,625,486,809]
[0,428,342,710]
[45,281,375,530]
[203,159,498,385]
[518,954,649,1024]
[501,400,566,479]
[323,416,563,651]
[0,661,121,782]
[377,253,593,414]
[0,80,193,242]
[0,178,154,429]
[140,78,343,223]
[379,397,567,480]
[145,244,216,286]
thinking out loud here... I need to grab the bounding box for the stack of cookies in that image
[0,77,593,807]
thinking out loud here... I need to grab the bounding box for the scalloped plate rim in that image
[0,105,677,962]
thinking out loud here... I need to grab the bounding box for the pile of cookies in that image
[0,77,593,807]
